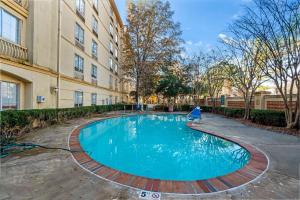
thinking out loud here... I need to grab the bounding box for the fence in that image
[198,91,297,111]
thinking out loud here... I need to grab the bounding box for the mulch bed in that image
[235,118,300,137]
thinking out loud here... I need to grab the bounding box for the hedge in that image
[250,109,286,127]
[200,106,286,127]
[0,104,128,144]
[153,104,193,112]
[1,104,288,144]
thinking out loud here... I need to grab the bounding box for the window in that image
[114,63,118,72]
[91,64,97,78]
[102,99,105,105]
[109,23,113,35]
[109,95,112,105]
[74,54,84,72]
[92,16,98,34]
[114,48,118,58]
[109,41,113,53]
[110,7,113,17]
[106,98,108,105]
[91,93,97,105]
[74,91,83,107]
[115,34,118,44]
[109,58,113,69]
[75,23,84,45]
[115,96,118,104]
[0,81,19,110]
[76,0,85,16]
[0,9,20,44]
[92,40,98,58]
[109,74,113,89]
[115,79,118,91]
[92,0,98,10]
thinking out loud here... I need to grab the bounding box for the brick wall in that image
[199,99,205,106]
[227,101,254,109]
[266,101,296,111]
[207,99,221,106]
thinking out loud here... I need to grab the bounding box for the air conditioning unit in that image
[37,96,45,103]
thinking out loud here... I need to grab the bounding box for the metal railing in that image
[0,38,28,61]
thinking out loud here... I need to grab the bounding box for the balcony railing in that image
[14,0,29,10]
[0,38,28,61]
[74,71,84,80]
[91,77,97,85]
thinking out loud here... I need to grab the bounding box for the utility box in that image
[37,96,45,103]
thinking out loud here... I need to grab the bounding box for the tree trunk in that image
[244,99,250,120]
[135,77,139,104]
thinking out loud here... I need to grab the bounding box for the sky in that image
[114,0,253,55]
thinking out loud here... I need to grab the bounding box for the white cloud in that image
[218,33,228,41]
[195,41,203,46]
[232,13,240,19]
[186,40,193,45]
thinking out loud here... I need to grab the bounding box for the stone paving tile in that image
[1,113,299,199]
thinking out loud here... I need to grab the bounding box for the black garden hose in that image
[0,142,90,158]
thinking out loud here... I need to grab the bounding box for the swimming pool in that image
[78,114,250,181]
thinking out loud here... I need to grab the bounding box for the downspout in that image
[56,0,61,109]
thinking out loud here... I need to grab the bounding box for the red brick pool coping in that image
[68,115,269,195]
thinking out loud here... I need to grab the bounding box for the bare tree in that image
[196,50,225,111]
[121,1,182,104]
[221,29,266,119]
[232,0,300,128]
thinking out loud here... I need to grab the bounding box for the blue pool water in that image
[79,114,250,181]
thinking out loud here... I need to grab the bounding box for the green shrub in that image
[154,105,168,111]
[224,108,245,118]
[200,106,212,112]
[215,107,225,114]
[180,104,193,111]
[250,109,286,127]
[0,104,128,144]
[172,104,192,112]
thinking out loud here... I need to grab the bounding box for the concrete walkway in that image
[1,113,299,200]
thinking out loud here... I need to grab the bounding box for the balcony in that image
[92,54,98,61]
[92,4,98,15]
[75,40,84,51]
[74,71,84,80]
[76,9,85,23]
[92,29,98,38]
[0,38,28,61]
[91,77,97,85]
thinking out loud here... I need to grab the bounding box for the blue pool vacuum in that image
[187,106,202,121]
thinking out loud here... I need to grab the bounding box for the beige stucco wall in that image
[0,0,127,110]
[0,61,57,109]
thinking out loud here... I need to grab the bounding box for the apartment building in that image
[0,0,130,110]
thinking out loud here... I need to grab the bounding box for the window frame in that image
[114,63,118,72]
[109,58,113,69]
[109,74,113,89]
[109,23,113,35]
[92,15,98,33]
[91,39,98,58]
[0,81,19,110]
[92,0,98,10]
[91,64,97,79]
[74,90,83,107]
[114,48,118,58]
[76,0,85,16]
[74,54,84,73]
[109,41,113,53]
[75,23,84,45]
[91,93,97,105]
[0,8,21,44]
